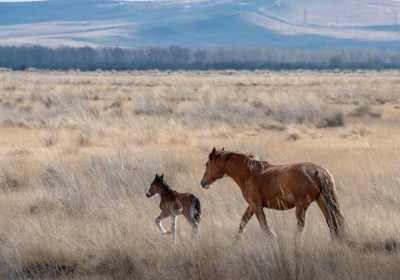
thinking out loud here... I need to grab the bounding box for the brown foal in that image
[200,148,345,241]
[146,174,201,241]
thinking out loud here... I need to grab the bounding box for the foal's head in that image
[201,147,230,189]
[146,174,166,197]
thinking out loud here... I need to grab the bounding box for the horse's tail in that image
[190,196,201,224]
[315,168,346,241]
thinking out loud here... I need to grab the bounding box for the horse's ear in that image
[221,147,225,152]
[209,147,217,160]
[160,174,164,180]
[155,173,159,179]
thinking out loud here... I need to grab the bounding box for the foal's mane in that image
[159,180,174,194]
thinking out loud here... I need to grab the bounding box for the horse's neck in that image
[224,155,251,188]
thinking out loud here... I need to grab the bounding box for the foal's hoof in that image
[162,230,172,235]
[234,234,242,243]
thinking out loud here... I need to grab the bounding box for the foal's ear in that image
[160,174,164,180]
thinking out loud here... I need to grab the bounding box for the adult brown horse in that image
[200,148,345,241]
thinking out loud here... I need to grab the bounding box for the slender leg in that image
[294,203,310,247]
[171,216,178,243]
[236,206,254,240]
[295,205,307,234]
[191,221,198,239]
[294,203,309,280]
[255,207,276,238]
[155,211,171,234]
[183,214,199,239]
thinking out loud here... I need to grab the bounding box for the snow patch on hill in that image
[0,0,399,47]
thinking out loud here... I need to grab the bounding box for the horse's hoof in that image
[232,234,242,245]
[162,231,172,235]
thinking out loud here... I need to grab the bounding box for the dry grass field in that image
[0,69,399,279]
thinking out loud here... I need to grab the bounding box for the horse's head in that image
[201,147,229,189]
[146,173,164,197]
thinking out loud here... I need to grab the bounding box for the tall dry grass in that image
[0,70,399,279]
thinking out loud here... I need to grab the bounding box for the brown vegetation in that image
[0,70,399,279]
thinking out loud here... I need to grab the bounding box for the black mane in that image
[159,180,174,195]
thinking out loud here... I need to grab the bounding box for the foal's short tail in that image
[315,168,346,241]
[191,196,201,224]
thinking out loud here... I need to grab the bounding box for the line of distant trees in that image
[0,45,400,70]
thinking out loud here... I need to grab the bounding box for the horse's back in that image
[255,162,328,207]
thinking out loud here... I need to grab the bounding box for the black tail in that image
[192,196,201,224]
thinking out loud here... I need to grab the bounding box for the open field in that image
[0,70,399,279]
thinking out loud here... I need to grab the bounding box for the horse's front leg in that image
[155,211,171,234]
[236,206,254,240]
[255,207,277,238]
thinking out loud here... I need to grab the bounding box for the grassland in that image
[0,69,399,279]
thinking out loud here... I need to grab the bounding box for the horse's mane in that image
[245,157,269,173]
[221,151,269,174]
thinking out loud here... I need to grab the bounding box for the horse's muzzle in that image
[145,192,152,198]
[201,180,209,189]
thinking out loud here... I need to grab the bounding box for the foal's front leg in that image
[171,215,178,243]
[155,211,171,234]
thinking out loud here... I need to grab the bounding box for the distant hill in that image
[1,0,400,48]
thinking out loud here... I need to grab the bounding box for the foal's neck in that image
[159,183,174,198]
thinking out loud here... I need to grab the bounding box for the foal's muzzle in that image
[145,192,152,198]
[201,180,209,189]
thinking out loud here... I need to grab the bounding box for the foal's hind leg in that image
[183,214,199,239]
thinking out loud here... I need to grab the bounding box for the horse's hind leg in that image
[294,202,311,246]
[295,204,309,234]
[294,203,309,280]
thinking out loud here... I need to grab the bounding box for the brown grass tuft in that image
[0,70,398,279]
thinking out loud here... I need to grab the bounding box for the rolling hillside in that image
[0,0,400,48]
